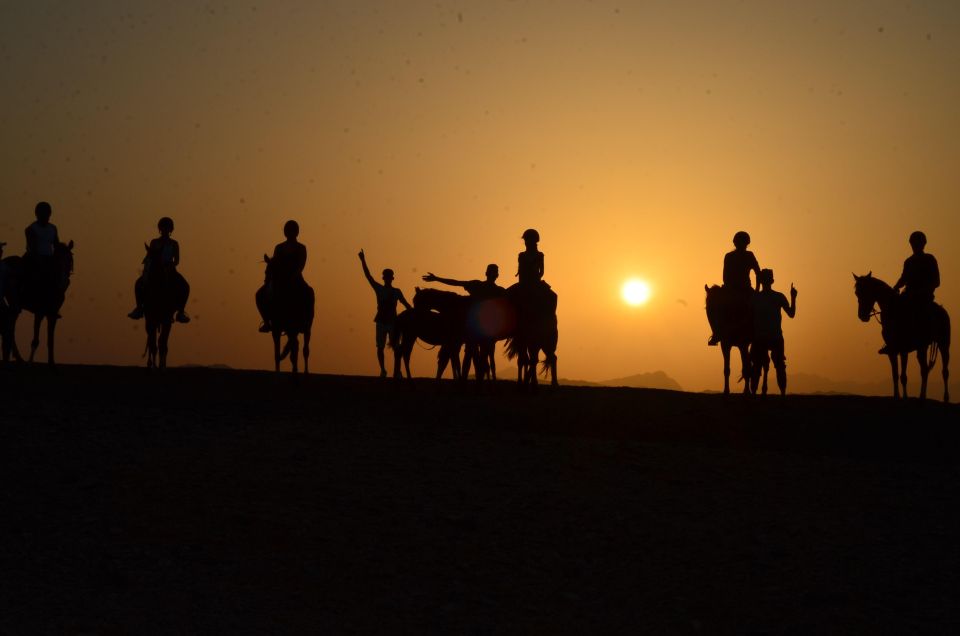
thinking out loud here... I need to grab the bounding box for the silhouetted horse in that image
[1,257,23,363]
[258,255,315,375]
[2,241,74,365]
[705,284,752,394]
[504,283,558,389]
[854,272,950,401]
[140,244,184,370]
[392,288,466,380]
[409,287,516,383]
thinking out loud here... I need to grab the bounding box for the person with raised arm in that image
[359,249,411,377]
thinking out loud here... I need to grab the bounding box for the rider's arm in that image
[751,254,761,291]
[171,240,180,267]
[538,252,544,279]
[932,256,940,290]
[893,258,909,291]
[25,225,35,254]
[398,290,412,311]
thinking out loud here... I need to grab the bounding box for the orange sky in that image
[1,1,958,392]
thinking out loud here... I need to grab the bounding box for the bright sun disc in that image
[622,279,652,306]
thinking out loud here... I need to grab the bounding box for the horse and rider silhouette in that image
[0,202,74,366]
[376,229,559,389]
[126,217,191,371]
[257,221,315,375]
[854,231,950,401]
[705,231,798,395]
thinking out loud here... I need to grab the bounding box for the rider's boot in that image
[707,333,720,346]
[259,321,272,333]
[175,310,191,324]
[128,306,144,320]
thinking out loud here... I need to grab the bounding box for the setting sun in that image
[622,279,652,306]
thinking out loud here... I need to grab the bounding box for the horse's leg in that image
[436,346,449,380]
[461,344,474,380]
[739,345,751,394]
[451,345,462,380]
[488,343,497,381]
[146,322,156,369]
[917,346,929,401]
[548,351,559,388]
[29,313,42,363]
[46,314,57,365]
[290,334,300,375]
[887,353,899,398]
[721,343,731,395]
[303,329,311,375]
[159,322,171,371]
[272,329,282,372]
[941,342,950,403]
[899,352,909,398]
[528,347,540,390]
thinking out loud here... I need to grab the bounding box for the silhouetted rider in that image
[708,230,761,345]
[750,268,797,395]
[24,201,61,293]
[878,230,940,354]
[359,249,411,377]
[895,230,939,304]
[128,217,191,323]
[257,220,309,333]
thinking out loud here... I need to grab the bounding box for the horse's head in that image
[853,271,884,322]
[55,240,74,274]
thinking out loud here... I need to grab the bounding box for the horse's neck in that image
[870,280,897,312]
[420,291,462,311]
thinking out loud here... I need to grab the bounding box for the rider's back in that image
[901,252,940,302]
[723,249,759,291]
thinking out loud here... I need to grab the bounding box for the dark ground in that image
[1,364,958,634]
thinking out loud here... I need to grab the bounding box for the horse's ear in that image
[867,270,872,278]
[704,284,709,292]
[67,240,74,249]
[415,286,421,292]
[144,243,150,252]
[852,272,858,281]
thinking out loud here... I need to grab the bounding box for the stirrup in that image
[176,311,191,324]
[707,335,719,346]
[259,322,272,333]
[128,308,144,320]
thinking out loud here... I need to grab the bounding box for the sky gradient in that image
[1,1,958,391]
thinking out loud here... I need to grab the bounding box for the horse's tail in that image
[538,353,556,378]
[503,337,518,361]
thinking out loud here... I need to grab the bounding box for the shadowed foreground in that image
[2,365,959,633]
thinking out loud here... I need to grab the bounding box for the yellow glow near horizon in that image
[622,279,652,306]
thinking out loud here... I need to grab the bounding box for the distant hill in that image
[562,371,683,392]
[788,372,891,397]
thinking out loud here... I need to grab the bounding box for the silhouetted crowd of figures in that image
[0,202,950,400]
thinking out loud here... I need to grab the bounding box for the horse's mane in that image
[854,273,893,295]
